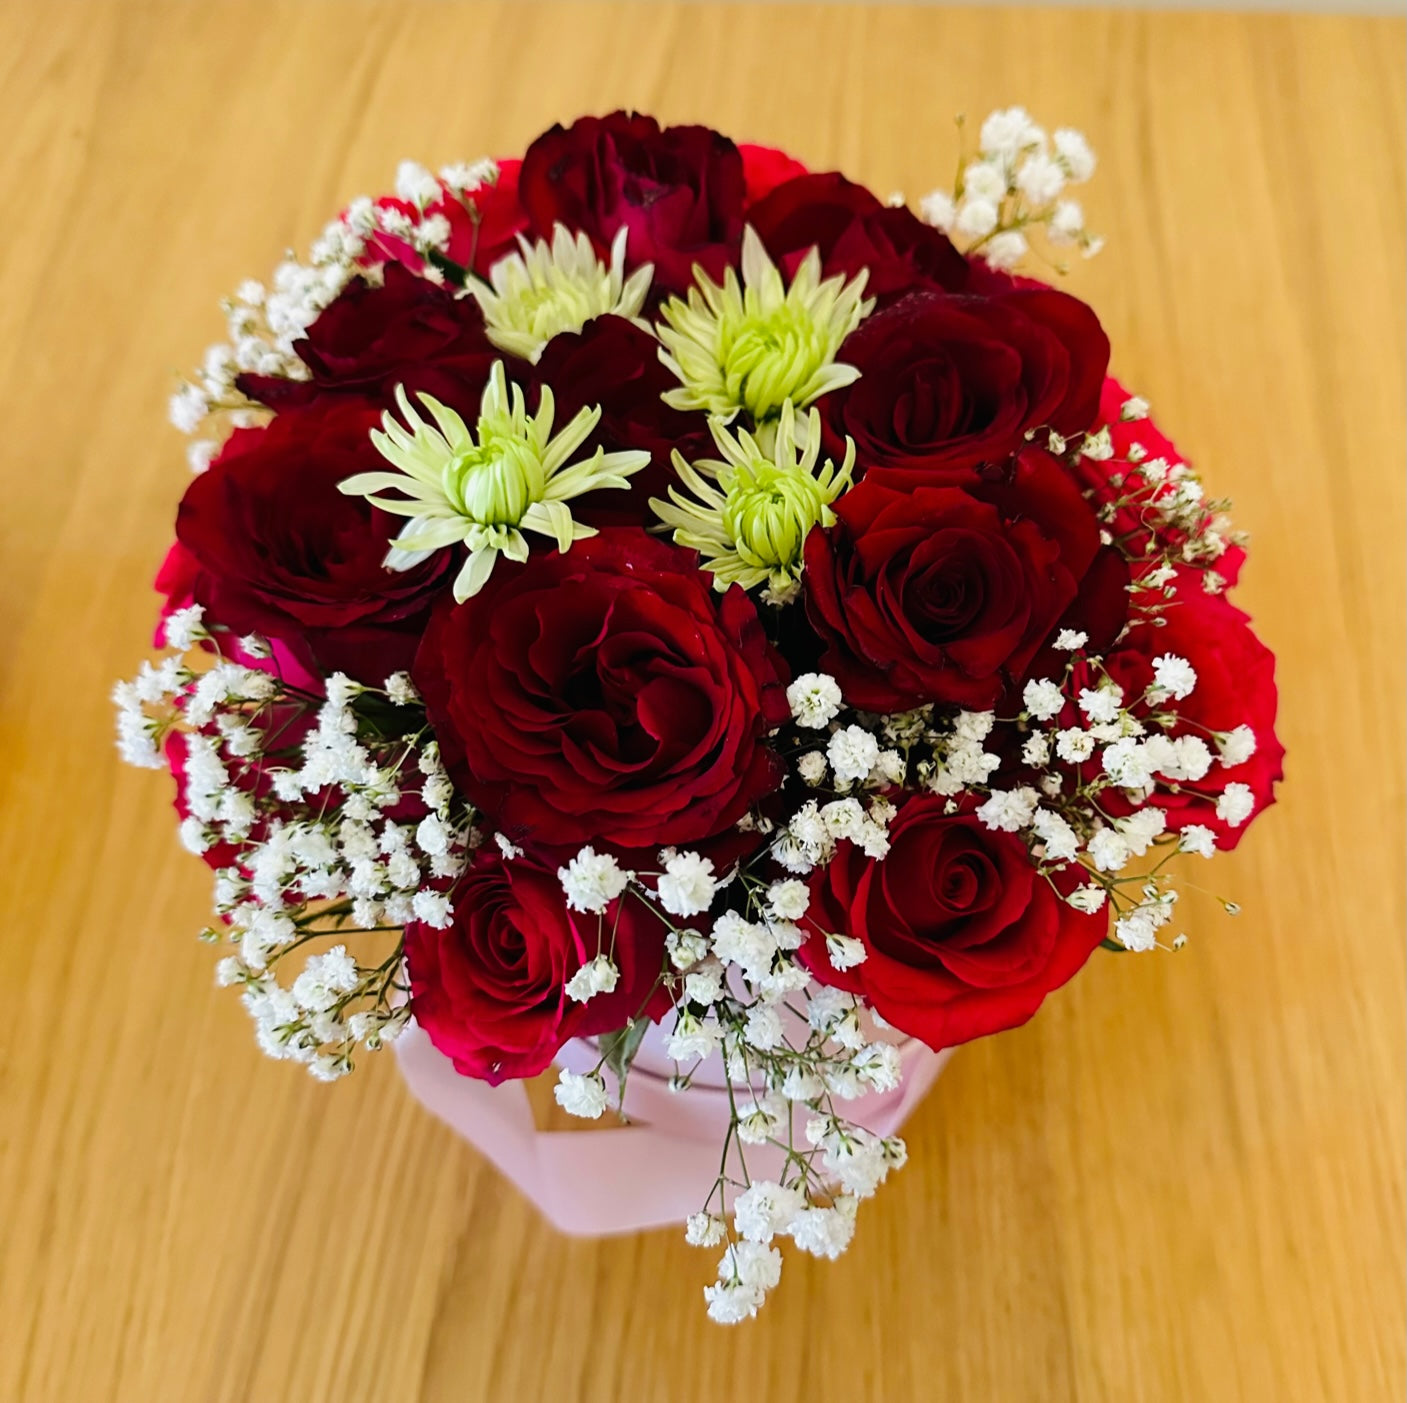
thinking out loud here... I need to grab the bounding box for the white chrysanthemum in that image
[652,401,854,597]
[340,363,650,600]
[658,225,873,422]
[470,225,653,362]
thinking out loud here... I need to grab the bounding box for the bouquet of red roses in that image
[117,109,1282,1322]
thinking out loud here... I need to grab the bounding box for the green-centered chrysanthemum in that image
[470,225,654,362]
[651,400,855,601]
[339,362,650,601]
[656,225,874,424]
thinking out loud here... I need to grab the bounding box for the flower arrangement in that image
[117,110,1283,1323]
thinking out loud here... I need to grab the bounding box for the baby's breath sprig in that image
[919,107,1102,273]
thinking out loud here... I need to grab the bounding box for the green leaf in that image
[1100,937,1128,953]
[599,1017,650,1087]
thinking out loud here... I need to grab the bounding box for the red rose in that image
[1100,571,1283,846]
[413,529,790,849]
[803,451,1109,710]
[747,173,968,303]
[175,403,449,682]
[237,263,501,415]
[739,143,809,207]
[405,846,668,1083]
[530,314,710,526]
[819,287,1109,479]
[801,796,1106,1050]
[518,112,744,295]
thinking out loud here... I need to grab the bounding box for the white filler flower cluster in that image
[114,610,477,1080]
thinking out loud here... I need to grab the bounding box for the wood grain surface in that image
[1,3,1402,1399]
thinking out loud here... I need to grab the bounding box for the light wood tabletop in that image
[2,2,1402,1400]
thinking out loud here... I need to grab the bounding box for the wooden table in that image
[2,2,1402,1399]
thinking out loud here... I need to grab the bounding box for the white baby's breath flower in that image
[981,230,1029,271]
[554,1068,609,1119]
[767,879,810,922]
[1218,725,1257,768]
[1178,824,1217,858]
[955,198,999,239]
[788,1198,858,1259]
[410,889,453,928]
[1066,883,1107,914]
[979,107,1045,162]
[1023,677,1065,720]
[827,725,880,784]
[1216,783,1256,828]
[734,1181,806,1244]
[1022,733,1051,768]
[977,787,1039,833]
[918,189,955,231]
[1053,128,1097,181]
[1087,826,1132,873]
[557,847,631,914]
[787,672,843,728]
[657,850,718,918]
[685,1211,727,1247]
[1016,151,1065,204]
[825,933,867,971]
[564,954,619,1003]
[1048,200,1085,246]
[1055,728,1096,764]
[1054,629,1087,652]
[962,160,1007,203]
[1078,684,1124,724]
[1150,654,1197,700]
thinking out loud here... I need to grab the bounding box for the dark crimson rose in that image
[518,112,745,295]
[747,173,968,303]
[238,263,501,415]
[801,796,1106,1050]
[803,451,1108,710]
[414,529,790,849]
[405,846,668,1083]
[819,287,1110,479]
[1100,571,1283,847]
[739,143,809,207]
[531,315,710,525]
[175,403,449,682]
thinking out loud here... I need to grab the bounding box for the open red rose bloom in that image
[121,110,1282,1318]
